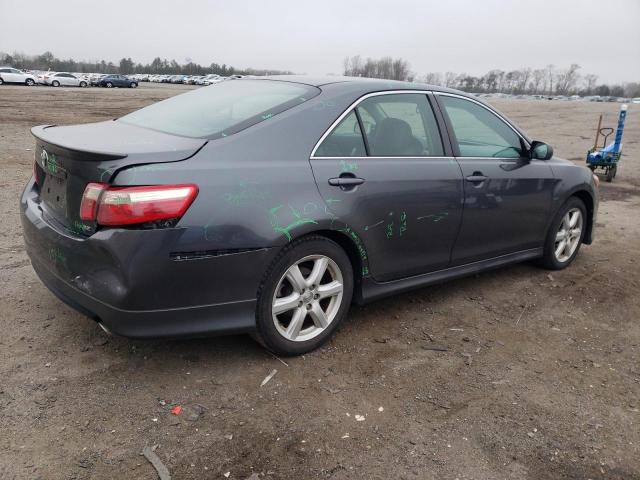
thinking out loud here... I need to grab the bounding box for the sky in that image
[1,0,639,83]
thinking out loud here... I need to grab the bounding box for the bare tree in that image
[583,74,598,95]
[530,69,546,94]
[556,64,581,94]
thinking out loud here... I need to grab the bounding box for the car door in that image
[434,93,556,265]
[310,92,464,282]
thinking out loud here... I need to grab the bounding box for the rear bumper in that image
[20,179,274,338]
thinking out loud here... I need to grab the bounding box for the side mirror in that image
[529,141,554,160]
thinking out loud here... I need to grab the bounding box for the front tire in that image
[52,80,60,87]
[106,82,113,88]
[130,82,137,88]
[0,77,4,85]
[79,81,87,87]
[26,78,35,86]
[254,236,354,356]
[539,197,586,270]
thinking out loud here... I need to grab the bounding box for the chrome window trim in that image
[312,156,453,160]
[434,91,531,151]
[310,90,438,159]
[310,89,530,160]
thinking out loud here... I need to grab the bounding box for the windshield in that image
[119,79,320,138]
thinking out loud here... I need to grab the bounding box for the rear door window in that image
[315,111,366,157]
[356,94,444,157]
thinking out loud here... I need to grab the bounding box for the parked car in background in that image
[0,67,37,86]
[44,72,88,87]
[21,76,599,355]
[99,75,138,88]
[201,74,223,85]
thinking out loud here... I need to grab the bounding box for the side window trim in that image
[433,92,530,158]
[353,107,370,156]
[311,89,444,159]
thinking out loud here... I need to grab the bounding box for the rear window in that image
[119,79,320,139]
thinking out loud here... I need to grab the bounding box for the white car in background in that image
[44,72,88,87]
[0,67,37,86]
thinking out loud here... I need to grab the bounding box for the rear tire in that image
[106,82,113,88]
[26,78,35,86]
[254,236,354,356]
[79,81,87,87]
[0,77,4,85]
[130,82,137,88]
[539,197,586,270]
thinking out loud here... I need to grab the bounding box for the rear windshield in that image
[119,79,319,139]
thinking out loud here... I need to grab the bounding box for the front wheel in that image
[539,197,586,270]
[0,77,4,85]
[254,236,354,356]
[130,82,137,88]
[79,81,87,87]
[52,80,60,87]
[106,82,113,88]
[26,78,35,86]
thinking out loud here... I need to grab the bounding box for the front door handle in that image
[328,177,365,187]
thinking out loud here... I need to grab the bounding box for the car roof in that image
[255,75,463,96]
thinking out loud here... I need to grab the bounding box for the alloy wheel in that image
[272,255,344,342]
[554,208,583,262]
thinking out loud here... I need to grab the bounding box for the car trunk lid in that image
[32,120,207,236]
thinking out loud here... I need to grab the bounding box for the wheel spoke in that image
[555,230,566,242]
[285,307,306,340]
[307,257,329,287]
[317,280,343,300]
[569,227,581,239]
[569,211,580,228]
[273,292,301,315]
[555,239,567,258]
[285,265,307,293]
[309,302,329,328]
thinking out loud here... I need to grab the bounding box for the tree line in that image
[0,51,292,77]
[343,55,640,98]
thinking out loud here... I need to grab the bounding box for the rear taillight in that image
[80,183,198,227]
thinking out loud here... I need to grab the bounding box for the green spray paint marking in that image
[417,212,449,223]
[269,205,317,241]
[399,211,407,236]
[223,181,270,206]
[66,220,90,236]
[49,247,66,265]
[339,159,358,173]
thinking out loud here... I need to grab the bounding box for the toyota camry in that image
[21,76,598,355]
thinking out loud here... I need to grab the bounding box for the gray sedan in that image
[21,76,598,355]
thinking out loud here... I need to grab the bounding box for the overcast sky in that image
[1,0,638,83]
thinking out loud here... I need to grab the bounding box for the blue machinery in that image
[586,104,628,182]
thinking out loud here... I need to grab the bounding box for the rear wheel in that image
[79,81,87,87]
[25,78,35,86]
[0,77,4,85]
[254,236,353,356]
[539,197,586,270]
[106,82,113,88]
[130,82,137,88]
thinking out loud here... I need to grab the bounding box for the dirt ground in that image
[1,83,639,480]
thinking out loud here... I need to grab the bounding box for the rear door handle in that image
[465,173,488,183]
[328,177,365,187]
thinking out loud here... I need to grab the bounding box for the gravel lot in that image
[1,83,639,480]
